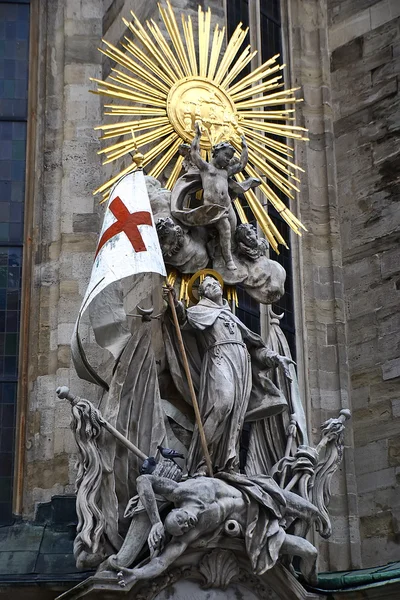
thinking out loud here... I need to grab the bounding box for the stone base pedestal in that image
[56,548,325,600]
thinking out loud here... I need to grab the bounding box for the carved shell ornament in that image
[198,549,240,590]
[91,1,308,252]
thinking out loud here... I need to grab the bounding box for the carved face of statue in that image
[199,276,223,303]
[212,143,235,169]
[156,217,184,257]
[236,224,258,248]
[164,508,198,537]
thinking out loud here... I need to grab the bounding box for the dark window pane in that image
[0,2,29,118]
[226,0,250,83]
[236,285,260,335]
[0,121,26,241]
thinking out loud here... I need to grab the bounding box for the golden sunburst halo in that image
[91,1,308,252]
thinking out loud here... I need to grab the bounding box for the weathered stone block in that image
[360,510,393,538]
[388,436,400,466]
[329,9,371,51]
[357,467,396,493]
[26,455,70,490]
[73,213,100,233]
[354,439,389,475]
[382,358,400,380]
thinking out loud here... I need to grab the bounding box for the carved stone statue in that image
[189,122,245,269]
[236,223,269,260]
[213,223,287,303]
[155,216,209,273]
[165,276,293,475]
[115,473,321,588]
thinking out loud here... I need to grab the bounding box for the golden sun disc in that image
[166,76,239,148]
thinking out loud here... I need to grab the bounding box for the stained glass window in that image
[0,0,29,524]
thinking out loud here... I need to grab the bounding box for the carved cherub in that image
[155,216,209,273]
[235,223,269,261]
[190,122,249,270]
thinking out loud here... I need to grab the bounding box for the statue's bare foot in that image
[226,260,237,270]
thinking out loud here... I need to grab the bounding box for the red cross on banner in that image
[95,196,153,258]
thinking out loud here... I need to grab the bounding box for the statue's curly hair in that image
[235,222,257,244]
[211,141,235,157]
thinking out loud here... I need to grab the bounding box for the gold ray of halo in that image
[198,6,211,77]
[241,118,308,137]
[246,145,298,198]
[147,19,185,79]
[100,41,169,93]
[244,136,301,181]
[92,2,308,249]
[101,125,174,163]
[104,105,166,116]
[240,123,294,155]
[181,14,198,76]
[110,69,167,100]
[214,22,249,84]
[122,38,175,87]
[248,146,301,189]
[227,54,281,94]
[235,88,302,110]
[148,138,182,178]
[98,120,173,144]
[159,1,191,77]
[236,154,305,232]
[242,131,303,176]
[230,77,283,101]
[125,13,183,81]
[95,116,169,133]
[142,131,180,166]
[238,109,295,120]
[91,77,166,106]
[207,24,225,80]
[94,162,137,197]
[235,173,283,252]
[166,154,184,190]
[233,197,249,224]
[221,46,258,89]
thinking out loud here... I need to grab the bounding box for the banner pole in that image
[166,288,213,477]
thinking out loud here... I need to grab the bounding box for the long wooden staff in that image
[166,288,213,477]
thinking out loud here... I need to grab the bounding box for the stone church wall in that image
[328,0,400,568]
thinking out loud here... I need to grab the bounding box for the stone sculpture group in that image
[57,128,351,600]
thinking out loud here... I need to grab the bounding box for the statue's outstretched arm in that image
[136,475,178,525]
[118,529,200,586]
[228,135,248,176]
[190,122,208,171]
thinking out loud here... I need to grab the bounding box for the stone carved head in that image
[235,223,258,248]
[235,223,268,261]
[156,217,184,257]
[211,141,235,168]
[198,275,223,303]
[164,508,198,536]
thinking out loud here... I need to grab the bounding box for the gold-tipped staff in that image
[164,285,213,477]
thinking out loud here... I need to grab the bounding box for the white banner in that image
[72,170,166,388]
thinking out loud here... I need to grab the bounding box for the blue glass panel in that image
[0,0,30,526]
[0,2,29,118]
[0,247,21,378]
[0,121,26,241]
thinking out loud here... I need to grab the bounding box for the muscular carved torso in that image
[171,477,246,529]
